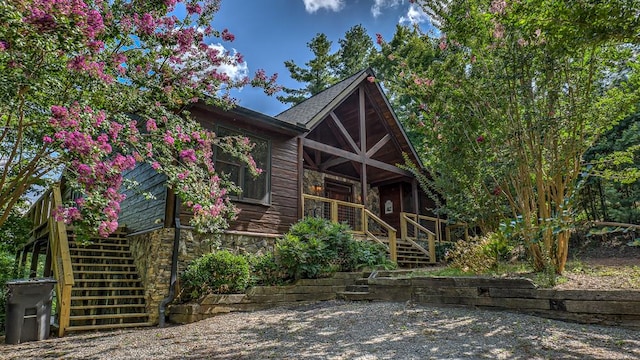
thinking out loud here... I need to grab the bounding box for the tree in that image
[0,0,279,237]
[336,24,376,79]
[277,33,339,105]
[278,25,377,105]
[382,0,640,273]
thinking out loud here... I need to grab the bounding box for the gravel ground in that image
[2,301,639,360]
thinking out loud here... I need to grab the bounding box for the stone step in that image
[345,284,369,292]
[336,291,375,301]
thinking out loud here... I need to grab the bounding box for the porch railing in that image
[400,212,436,264]
[302,194,397,262]
[21,185,74,337]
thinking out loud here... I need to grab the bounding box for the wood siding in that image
[177,107,301,235]
[119,162,168,233]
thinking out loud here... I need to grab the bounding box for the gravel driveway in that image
[2,301,639,359]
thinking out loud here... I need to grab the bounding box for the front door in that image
[324,180,356,228]
[379,183,402,232]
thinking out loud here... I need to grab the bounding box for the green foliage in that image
[248,252,287,287]
[445,236,497,274]
[278,25,377,105]
[382,0,640,272]
[276,217,395,280]
[180,250,250,299]
[0,250,16,334]
[0,208,31,254]
[481,232,514,263]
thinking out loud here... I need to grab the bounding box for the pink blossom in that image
[164,133,175,145]
[186,3,202,14]
[151,162,161,170]
[375,33,383,45]
[489,0,507,14]
[0,41,7,51]
[367,76,375,83]
[221,29,235,41]
[179,149,197,163]
[146,118,157,131]
[43,136,53,143]
[439,41,447,51]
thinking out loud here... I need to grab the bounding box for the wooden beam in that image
[366,134,391,157]
[303,138,414,177]
[303,150,317,169]
[412,179,419,215]
[329,112,360,154]
[304,138,361,163]
[320,157,349,170]
[359,87,367,206]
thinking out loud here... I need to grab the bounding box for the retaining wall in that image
[367,276,640,329]
[168,272,362,324]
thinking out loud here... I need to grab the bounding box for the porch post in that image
[359,87,367,206]
[412,179,419,214]
[297,136,304,218]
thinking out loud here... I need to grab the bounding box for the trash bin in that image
[4,278,56,344]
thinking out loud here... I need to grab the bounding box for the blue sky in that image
[210,0,431,116]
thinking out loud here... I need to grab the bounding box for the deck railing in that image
[400,212,436,264]
[302,194,397,262]
[22,185,74,336]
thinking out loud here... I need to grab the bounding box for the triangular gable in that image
[278,68,423,172]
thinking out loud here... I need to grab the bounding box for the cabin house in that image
[17,69,467,335]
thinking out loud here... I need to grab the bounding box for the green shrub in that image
[445,235,496,274]
[481,232,514,262]
[351,240,397,271]
[248,252,286,286]
[181,250,250,299]
[276,217,396,280]
[0,251,16,334]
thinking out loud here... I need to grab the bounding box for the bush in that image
[445,235,496,274]
[276,217,396,280]
[248,252,286,286]
[181,250,250,299]
[481,232,514,263]
[0,251,16,334]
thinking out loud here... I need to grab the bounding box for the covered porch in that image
[277,69,467,266]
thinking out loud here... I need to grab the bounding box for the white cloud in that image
[399,3,430,25]
[371,0,401,18]
[208,44,249,82]
[303,0,345,13]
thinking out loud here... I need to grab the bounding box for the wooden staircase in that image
[65,230,152,332]
[380,238,434,268]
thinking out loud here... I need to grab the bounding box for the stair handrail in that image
[364,209,397,262]
[400,213,436,264]
[49,185,74,337]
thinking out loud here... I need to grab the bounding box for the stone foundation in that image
[128,228,278,324]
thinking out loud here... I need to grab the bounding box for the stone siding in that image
[128,228,278,325]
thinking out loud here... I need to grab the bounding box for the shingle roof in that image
[275,69,370,128]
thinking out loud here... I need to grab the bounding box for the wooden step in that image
[336,291,374,301]
[69,313,150,321]
[74,270,138,275]
[73,278,142,284]
[72,286,144,292]
[71,304,147,310]
[72,295,145,300]
[71,255,135,261]
[70,248,131,254]
[65,322,154,332]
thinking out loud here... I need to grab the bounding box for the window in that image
[215,126,271,205]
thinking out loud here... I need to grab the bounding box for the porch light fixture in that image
[309,183,323,195]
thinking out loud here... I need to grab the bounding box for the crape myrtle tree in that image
[378,0,640,273]
[0,0,280,238]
